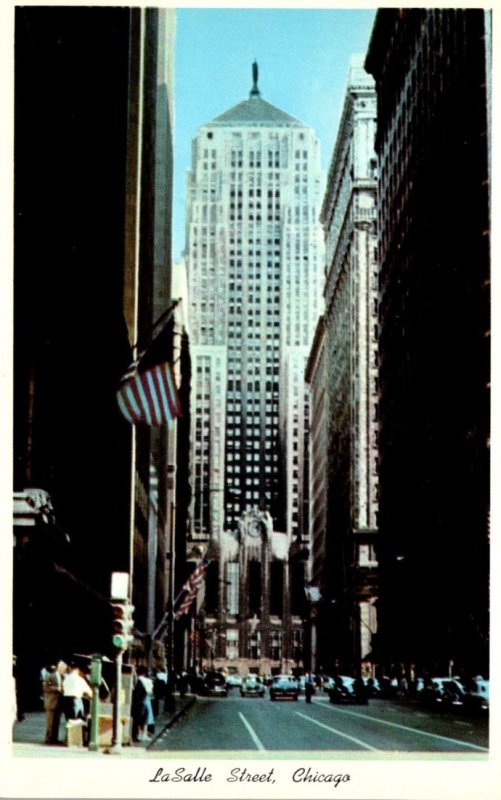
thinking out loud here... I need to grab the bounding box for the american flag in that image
[116,305,182,427]
[174,558,209,619]
[116,358,181,426]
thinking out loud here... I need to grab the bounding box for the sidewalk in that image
[11,694,196,758]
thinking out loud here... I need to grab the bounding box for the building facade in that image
[312,56,379,676]
[13,7,186,706]
[365,9,490,676]
[185,65,325,669]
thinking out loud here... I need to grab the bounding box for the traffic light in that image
[111,602,135,650]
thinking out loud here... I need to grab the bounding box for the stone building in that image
[184,64,325,670]
[309,55,379,676]
[365,9,490,676]
[13,7,187,704]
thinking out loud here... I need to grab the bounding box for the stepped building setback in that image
[184,64,325,672]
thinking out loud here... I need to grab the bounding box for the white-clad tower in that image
[186,63,325,553]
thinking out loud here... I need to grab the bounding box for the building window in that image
[226,629,239,660]
[293,629,303,662]
[248,561,262,617]
[270,631,282,660]
[226,562,240,614]
[359,543,378,567]
[249,631,261,660]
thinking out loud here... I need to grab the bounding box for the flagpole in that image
[129,428,136,590]
[134,298,180,352]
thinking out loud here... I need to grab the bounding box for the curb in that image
[146,696,196,749]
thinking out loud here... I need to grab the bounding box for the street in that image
[151,691,488,755]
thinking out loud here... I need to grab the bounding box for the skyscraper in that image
[365,9,490,675]
[185,64,325,669]
[307,55,379,676]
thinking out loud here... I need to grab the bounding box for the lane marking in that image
[295,711,380,751]
[238,712,266,751]
[319,703,488,751]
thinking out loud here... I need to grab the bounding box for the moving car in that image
[201,670,228,697]
[240,675,265,698]
[269,675,299,702]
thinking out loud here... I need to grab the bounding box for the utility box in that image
[97,703,131,746]
[66,719,87,748]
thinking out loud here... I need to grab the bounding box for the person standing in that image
[43,664,63,744]
[304,673,315,704]
[131,666,155,743]
[152,669,167,717]
[179,669,189,698]
[62,662,93,721]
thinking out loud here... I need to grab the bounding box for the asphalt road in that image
[151,690,489,755]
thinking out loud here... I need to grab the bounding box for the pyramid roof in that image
[208,61,304,128]
[210,94,303,127]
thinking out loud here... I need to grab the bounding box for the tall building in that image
[365,9,490,676]
[309,55,379,676]
[185,64,325,671]
[13,7,187,706]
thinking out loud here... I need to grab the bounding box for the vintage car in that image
[269,675,299,702]
[240,675,265,698]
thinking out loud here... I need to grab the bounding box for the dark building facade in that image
[14,7,187,708]
[365,9,490,677]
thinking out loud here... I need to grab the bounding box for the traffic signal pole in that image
[105,572,133,756]
[88,654,102,752]
[108,649,123,755]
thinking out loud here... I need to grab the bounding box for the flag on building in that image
[116,302,182,426]
[174,558,209,619]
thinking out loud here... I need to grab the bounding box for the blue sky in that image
[172,7,377,262]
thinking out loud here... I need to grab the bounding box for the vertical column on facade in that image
[216,556,227,660]
[238,543,250,659]
[281,557,292,670]
[260,522,270,658]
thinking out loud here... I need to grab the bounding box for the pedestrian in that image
[353,676,368,704]
[179,669,189,698]
[304,673,314,704]
[131,665,155,743]
[62,662,93,721]
[13,656,24,723]
[164,670,176,713]
[398,674,409,700]
[42,664,63,744]
[152,669,167,717]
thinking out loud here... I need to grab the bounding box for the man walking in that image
[62,662,93,720]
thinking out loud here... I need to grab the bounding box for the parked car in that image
[225,672,243,689]
[463,676,489,713]
[418,677,465,710]
[240,675,265,698]
[379,675,399,698]
[269,675,299,702]
[328,676,368,705]
[363,676,381,696]
[201,670,228,697]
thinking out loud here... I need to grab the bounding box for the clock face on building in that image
[248,519,261,538]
